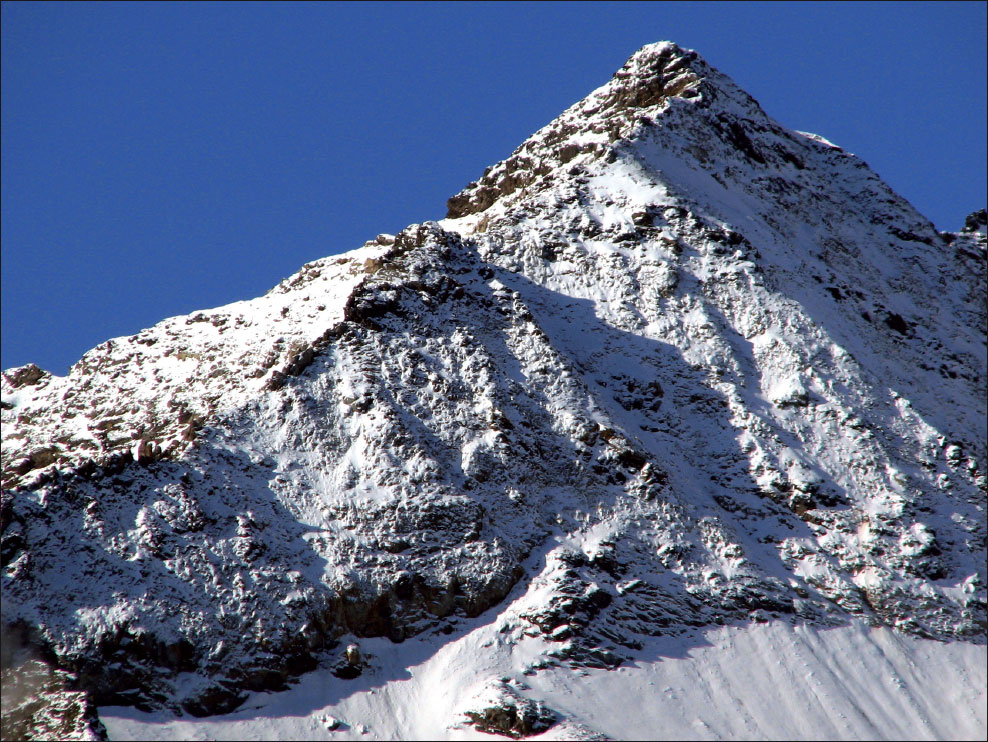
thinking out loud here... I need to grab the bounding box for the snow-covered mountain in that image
[2,42,985,740]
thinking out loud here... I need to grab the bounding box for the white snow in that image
[100,617,987,741]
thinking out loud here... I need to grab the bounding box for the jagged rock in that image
[332,643,365,680]
[2,364,49,390]
[180,683,246,718]
[464,682,557,738]
[1,659,107,741]
[962,208,986,233]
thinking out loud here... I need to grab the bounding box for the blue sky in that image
[3,1,986,375]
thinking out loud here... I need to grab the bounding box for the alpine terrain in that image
[2,42,985,741]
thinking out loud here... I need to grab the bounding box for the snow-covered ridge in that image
[2,238,393,488]
[2,42,985,740]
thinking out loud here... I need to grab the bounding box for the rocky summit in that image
[2,42,985,740]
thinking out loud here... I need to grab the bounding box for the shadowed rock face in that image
[2,41,985,731]
[1,624,107,741]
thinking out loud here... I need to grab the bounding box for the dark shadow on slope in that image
[495,265,824,566]
[1,440,341,715]
[619,127,987,578]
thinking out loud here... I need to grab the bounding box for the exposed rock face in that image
[1,626,107,742]
[2,41,985,730]
[0,659,107,741]
[464,681,558,738]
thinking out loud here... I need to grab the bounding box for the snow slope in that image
[2,41,985,740]
[100,618,987,741]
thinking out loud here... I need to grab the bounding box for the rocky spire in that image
[446,42,709,220]
[444,42,779,223]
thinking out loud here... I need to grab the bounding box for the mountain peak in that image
[446,41,756,221]
[604,40,703,106]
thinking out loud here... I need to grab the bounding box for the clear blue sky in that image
[3,1,985,375]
